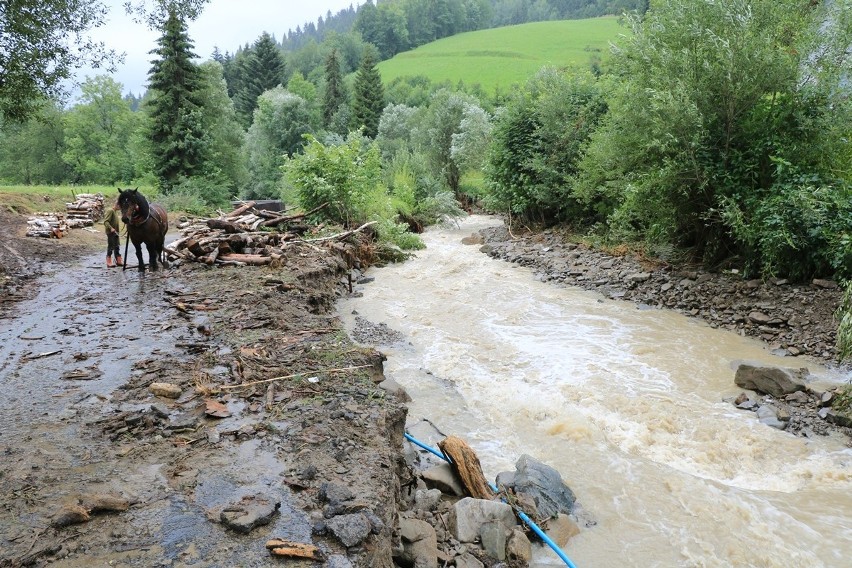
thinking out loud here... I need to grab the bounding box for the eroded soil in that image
[0,209,407,567]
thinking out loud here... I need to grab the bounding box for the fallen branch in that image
[219,365,373,390]
[302,221,377,243]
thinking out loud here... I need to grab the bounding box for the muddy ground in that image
[1,207,851,568]
[0,208,408,567]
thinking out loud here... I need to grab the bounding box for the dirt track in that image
[0,211,406,567]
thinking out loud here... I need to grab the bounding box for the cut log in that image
[225,200,256,219]
[218,253,272,265]
[206,219,244,233]
[437,435,494,500]
[265,540,324,560]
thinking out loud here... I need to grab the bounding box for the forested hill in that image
[282,0,646,58]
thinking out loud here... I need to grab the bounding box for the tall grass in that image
[378,17,624,94]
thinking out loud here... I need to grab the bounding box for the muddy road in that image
[0,220,406,568]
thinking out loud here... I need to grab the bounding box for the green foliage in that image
[0,103,69,184]
[576,0,852,275]
[322,49,348,130]
[374,218,425,251]
[62,76,143,184]
[351,47,385,139]
[244,87,315,199]
[484,68,606,223]
[234,33,287,127]
[283,133,385,227]
[0,0,117,122]
[161,176,231,214]
[835,285,852,362]
[416,89,490,195]
[145,8,206,192]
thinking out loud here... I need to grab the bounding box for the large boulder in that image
[449,498,517,543]
[506,454,576,519]
[734,363,808,398]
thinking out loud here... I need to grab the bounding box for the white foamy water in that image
[337,215,852,568]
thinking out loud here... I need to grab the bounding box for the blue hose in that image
[403,431,579,568]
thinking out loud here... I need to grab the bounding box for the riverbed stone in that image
[326,513,372,547]
[734,363,809,398]
[510,454,576,518]
[480,521,507,561]
[450,498,517,543]
[422,463,466,496]
[506,527,532,563]
[149,382,182,398]
[756,405,788,430]
[219,493,280,533]
[398,518,438,568]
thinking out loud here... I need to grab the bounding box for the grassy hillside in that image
[377,17,625,93]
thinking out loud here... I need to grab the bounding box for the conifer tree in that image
[322,49,347,128]
[234,33,287,127]
[146,8,206,191]
[351,47,384,139]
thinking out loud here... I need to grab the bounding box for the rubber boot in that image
[115,255,123,267]
[106,256,114,268]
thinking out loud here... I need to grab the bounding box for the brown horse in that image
[117,188,169,272]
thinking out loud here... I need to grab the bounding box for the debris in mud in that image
[25,194,104,238]
[51,493,130,528]
[149,382,182,399]
[265,539,324,560]
[217,493,281,533]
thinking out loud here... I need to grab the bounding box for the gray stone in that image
[422,463,466,496]
[450,498,517,543]
[379,378,412,402]
[824,409,852,428]
[326,513,372,548]
[219,493,280,534]
[756,405,788,430]
[398,518,438,568]
[480,521,507,561]
[734,363,809,398]
[414,488,443,512]
[455,553,485,568]
[512,454,576,518]
[326,555,354,568]
[506,528,532,563]
[495,471,515,490]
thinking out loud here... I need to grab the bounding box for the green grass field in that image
[0,185,157,214]
[378,17,626,93]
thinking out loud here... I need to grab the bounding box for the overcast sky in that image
[78,0,363,97]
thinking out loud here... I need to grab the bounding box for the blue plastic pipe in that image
[403,431,579,568]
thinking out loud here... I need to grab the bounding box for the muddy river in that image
[339,215,852,567]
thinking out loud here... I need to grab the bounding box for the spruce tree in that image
[351,48,384,139]
[234,33,287,127]
[146,9,206,191]
[322,49,347,128]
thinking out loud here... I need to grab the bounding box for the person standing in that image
[103,200,124,267]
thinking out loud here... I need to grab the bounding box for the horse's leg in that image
[134,243,145,272]
[146,243,158,271]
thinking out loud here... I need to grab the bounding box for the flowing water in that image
[338,215,852,568]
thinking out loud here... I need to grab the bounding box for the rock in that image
[734,363,809,398]
[149,382,182,398]
[748,312,772,324]
[506,528,532,563]
[414,488,443,512]
[219,493,280,534]
[756,405,788,430]
[812,279,838,289]
[326,513,372,547]
[480,521,507,561]
[422,463,466,496]
[734,392,750,405]
[544,513,580,548]
[462,234,484,245]
[820,391,834,406]
[510,454,576,518]
[450,498,517,543]
[455,553,485,568]
[320,482,356,517]
[52,504,90,528]
[398,518,438,568]
[785,391,810,404]
[379,377,412,402]
[824,409,852,428]
[79,493,130,513]
[326,555,354,568]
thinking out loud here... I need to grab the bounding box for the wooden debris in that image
[26,193,104,237]
[204,399,231,418]
[437,436,494,500]
[265,539,324,560]
[164,201,370,269]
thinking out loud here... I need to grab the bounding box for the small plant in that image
[831,384,852,415]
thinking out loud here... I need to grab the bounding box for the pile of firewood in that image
[166,201,373,267]
[65,193,104,227]
[26,213,69,238]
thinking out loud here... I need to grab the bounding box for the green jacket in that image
[104,208,123,234]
